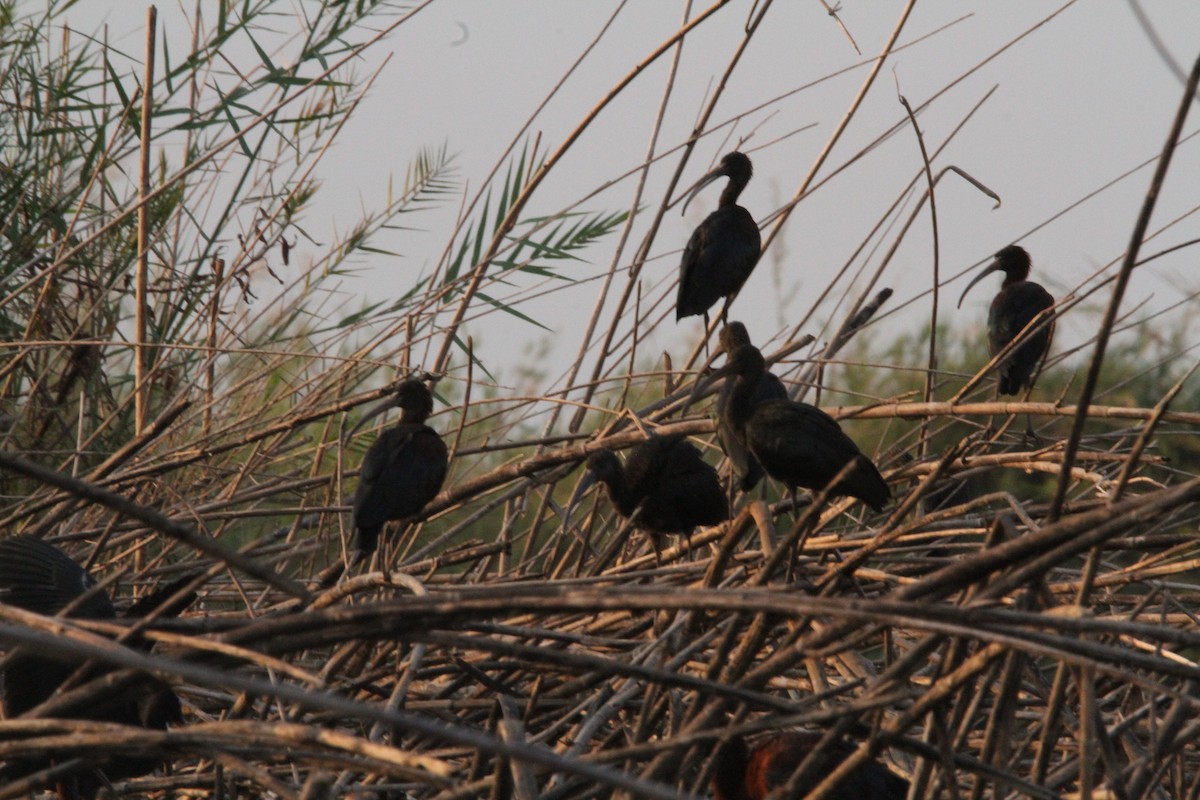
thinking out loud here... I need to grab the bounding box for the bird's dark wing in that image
[989,281,1055,394]
[624,435,726,532]
[677,221,716,319]
[677,207,762,319]
[353,424,449,533]
[0,536,114,619]
[747,401,888,508]
[988,281,1054,351]
[713,205,762,296]
[717,412,764,492]
[717,370,786,492]
[656,447,728,528]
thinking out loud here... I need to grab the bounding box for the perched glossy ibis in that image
[958,245,1055,438]
[351,379,449,557]
[722,344,889,512]
[712,732,909,800]
[575,434,728,545]
[715,323,787,493]
[678,152,761,331]
[0,536,185,797]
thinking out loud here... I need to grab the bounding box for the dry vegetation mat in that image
[2,2,1200,798]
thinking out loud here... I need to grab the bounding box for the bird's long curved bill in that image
[561,471,598,534]
[957,261,1001,308]
[347,396,396,438]
[680,169,725,216]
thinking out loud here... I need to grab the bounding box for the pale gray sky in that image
[70,1,1200,391]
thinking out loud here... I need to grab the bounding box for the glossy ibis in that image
[351,379,449,557]
[712,732,909,800]
[958,245,1055,437]
[0,536,185,796]
[715,323,787,492]
[722,344,889,511]
[678,152,761,332]
[575,434,728,545]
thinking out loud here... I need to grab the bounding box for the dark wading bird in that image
[715,323,787,493]
[722,344,890,512]
[0,536,189,798]
[678,152,761,332]
[958,244,1055,439]
[351,379,449,559]
[713,732,909,800]
[570,434,728,555]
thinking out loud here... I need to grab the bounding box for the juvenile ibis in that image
[715,322,787,492]
[678,152,761,331]
[722,344,889,512]
[576,434,728,542]
[712,732,909,800]
[351,379,449,557]
[958,245,1055,437]
[0,535,185,796]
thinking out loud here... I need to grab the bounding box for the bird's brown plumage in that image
[712,732,908,800]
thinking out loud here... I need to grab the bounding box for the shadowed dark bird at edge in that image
[350,378,449,558]
[958,244,1055,438]
[0,536,191,798]
[677,152,761,334]
[712,732,909,800]
[568,434,728,553]
[715,322,787,493]
[722,344,890,512]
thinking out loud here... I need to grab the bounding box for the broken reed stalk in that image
[135,5,156,435]
[1048,51,1200,522]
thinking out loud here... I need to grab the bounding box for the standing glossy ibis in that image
[678,152,761,332]
[722,344,889,512]
[351,379,449,558]
[0,536,185,796]
[715,323,787,493]
[712,732,909,800]
[958,245,1055,437]
[574,434,728,547]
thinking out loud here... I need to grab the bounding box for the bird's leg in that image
[650,534,663,568]
[702,312,711,359]
[983,383,1002,443]
[1022,413,1042,446]
[1020,382,1044,445]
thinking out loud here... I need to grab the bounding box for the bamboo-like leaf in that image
[476,291,551,332]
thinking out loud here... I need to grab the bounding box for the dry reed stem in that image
[3,4,1200,798]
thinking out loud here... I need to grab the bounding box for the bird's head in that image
[719,321,753,354]
[682,151,754,215]
[347,377,437,438]
[393,379,435,422]
[584,449,623,484]
[957,244,1032,308]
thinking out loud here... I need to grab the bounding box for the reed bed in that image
[2,2,1200,798]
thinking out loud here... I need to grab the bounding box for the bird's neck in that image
[598,473,637,518]
[1002,266,1031,287]
[719,182,743,207]
[727,371,760,430]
